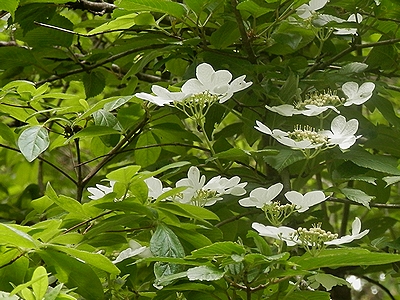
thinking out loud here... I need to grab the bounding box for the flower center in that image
[288,125,328,145]
[295,91,344,109]
[295,225,338,246]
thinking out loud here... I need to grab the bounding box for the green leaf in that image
[88,12,138,35]
[285,291,330,300]
[0,0,19,18]
[309,273,349,291]
[279,71,299,102]
[337,148,400,175]
[264,148,305,172]
[66,126,120,141]
[83,70,106,98]
[291,248,400,269]
[52,195,86,216]
[92,109,121,130]
[0,223,39,249]
[0,122,16,145]
[383,175,400,187]
[188,242,246,258]
[210,21,240,49]
[103,96,133,111]
[31,266,48,300]
[18,126,49,162]
[107,165,141,183]
[236,0,274,17]
[49,245,120,275]
[38,250,104,300]
[135,131,161,167]
[156,202,219,220]
[339,62,369,74]
[187,266,225,281]
[118,0,187,19]
[340,188,374,208]
[150,223,185,258]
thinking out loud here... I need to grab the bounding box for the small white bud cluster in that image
[288,125,328,145]
[263,202,296,226]
[296,91,344,109]
[294,224,339,256]
[174,91,219,120]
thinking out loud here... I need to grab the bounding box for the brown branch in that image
[81,115,150,186]
[35,43,170,85]
[330,197,400,209]
[303,38,400,77]
[65,0,116,15]
[0,143,77,184]
[230,0,257,64]
[63,210,114,234]
[0,252,25,269]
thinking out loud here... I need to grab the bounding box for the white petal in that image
[265,104,300,116]
[255,121,272,135]
[342,81,359,99]
[309,0,328,10]
[181,78,204,94]
[330,115,347,135]
[196,63,215,87]
[351,217,362,234]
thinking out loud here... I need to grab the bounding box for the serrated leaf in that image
[88,12,137,35]
[118,0,187,19]
[291,248,400,269]
[187,266,225,281]
[0,223,39,249]
[309,273,349,291]
[264,148,305,172]
[210,21,240,49]
[188,242,246,258]
[150,224,185,258]
[92,109,121,130]
[106,165,141,183]
[340,188,373,208]
[0,0,19,17]
[383,175,400,187]
[18,126,49,162]
[236,0,274,17]
[103,96,133,111]
[83,70,105,98]
[339,62,368,74]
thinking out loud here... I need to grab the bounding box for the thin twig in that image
[0,143,77,184]
[63,210,114,234]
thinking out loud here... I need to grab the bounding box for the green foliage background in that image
[0,0,400,299]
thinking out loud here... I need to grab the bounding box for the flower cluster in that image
[135,63,252,108]
[174,166,247,207]
[266,82,375,117]
[255,115,359,152]
[252,217,369,256]
[239,183,328,225]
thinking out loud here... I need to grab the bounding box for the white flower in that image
[113,240,152,264]
[181,63,252,103]
[252,222,298,246]
[296,0,328,19]
[266,104,340,117]
[334,14,363,35]
[144,177,171,200]
[255,121,327,149]
[87,180,116,200]
[239,183,283,208]
[285,190,328,212]
[175,166,247,206]
[135,85,187,106]
[325,217,369,245]
[320,115,360,149]
[342,81,375,106]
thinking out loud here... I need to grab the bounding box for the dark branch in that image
[65,0,116,15]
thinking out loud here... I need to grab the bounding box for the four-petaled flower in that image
[334,13,363,35]
[252,222,298,246]
[113,240,152,264]
[135,85,187,106]
[87,180,116,200]
[342,81,375,106]
[181,63,252,103]
[320,115,360,149]
[325,217,369,245]
[144,176,171,200]
[255,121,327,149]
[296,0,329,19]
[285,190,328,212]
[239,183,283,208]
[175,166,247,206]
